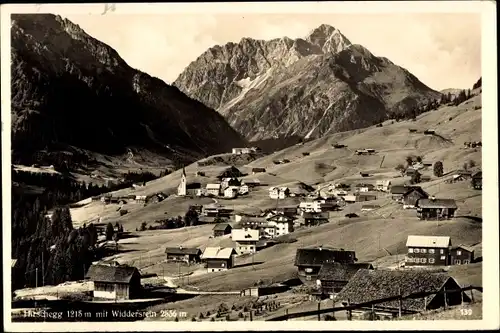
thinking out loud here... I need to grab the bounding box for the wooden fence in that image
[266,285,482,321]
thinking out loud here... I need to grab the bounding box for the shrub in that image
[433,161,444,177]
[210,317,215,322]
[468,160,476,168]
[238,312,244,318]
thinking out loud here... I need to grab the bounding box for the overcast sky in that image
[57,11,481,91]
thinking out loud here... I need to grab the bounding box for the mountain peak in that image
[306,24,352,53]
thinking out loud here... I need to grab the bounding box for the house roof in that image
[164,247,201,255]
[406,235,451,248]
[417,198,457,209]
[318,262,374,281]
[252,167,266,171]
[232,228,260,242]
[336,269,453,312]
[303,212,329,219]
[391,185,409,194]
[267,213,296,222]
[212,223,232,231]
[403,187,428,198]
[294,247,356,266]
[85,264,140,284]
[11,259,18,268]
[472,171,482,179]
[206,183,221,190]
[201,247,236,259]
[376,180,391,186]
[451,245,475,253]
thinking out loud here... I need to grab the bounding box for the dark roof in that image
[391,185,409,194]
[85,264,140,284]
[318,262,374,281]
[303,212,329,219]
[212,223,232,231]
[472,171,482,179]
[403,187,428,198]
[294,247,356,267]
[451,245,474,253]
[165,247,201,255]
[186,182,202,189]
[417,198,458,209]
[252,167,266,171]
[336,269,454,312]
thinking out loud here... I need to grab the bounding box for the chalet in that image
[240,284,290,297]
[164,246,202,264]
[85,264,142,300]
[343,195,357,204]
[135,195,147,203]
[240,220,275,239]
[232,147,257,155]
[239,184,249,195]
[405,235,452,266]
[252,167,266,174]
[355,149,369,155]
[361,204,380,211]
[357,194,377,202]
[221,177,241,188]
[195,188,206,197]
[101,196,111,204]
[223,186,239,199]
[454,170,472,180]
[332,144,346,149]
[355,183,375,192]
[416,198,458,220]
[302,152,310,156]
[390,185,412,202]
[232,228,260,254]
[302,212,329,226]
[281,159,291,164]
[471,171,482,190]
[424,129,436,135]
[206,183,222,196]
[212,223,233,237]
[269,186,290,199]
[201,247,237,273]
[336,269,469,317]
[266,213,295,236]
[294,247,357,285]
[402,187,429,209]
[263,207,298,218]
[450,245,474,265]
[376,180,392,192]
[217,166,244,180]
[317,262,374,295]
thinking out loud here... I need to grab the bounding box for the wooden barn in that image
[85,264,142,300]
[317,262,374,296]
[336,269,470,317]
[164,246,202,264]
[402,187,429,209]
[416,198,458,220]
[302,212,329,226]
[212,223,232,237]
[294,247,357,285]
[471,171,482,190]
[450,245,474,265]
[252,167,266,174]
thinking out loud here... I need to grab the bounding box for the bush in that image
[210,317,215,322]
[433,161,444,177]
[468,160,476,168]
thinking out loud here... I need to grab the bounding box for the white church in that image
[177,168,187,196]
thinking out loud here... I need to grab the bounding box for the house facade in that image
[239,185,249,195]
[405,235,451,266]
[223,186,239,198]
[231,228,260,254]
[266,214,295,236]
[471,171,482,190]
[416,198,458,220]
[376,180,392,192]
[294,247,357,285]
[206,183,222,196]
[85,264,142,300]
[450,246,474,265]
[402,187,429,209]
[212,223,232,237]
[302,212,329,226]
[269,187,290,199]
[201,247,237,273]
[165,247,202,264]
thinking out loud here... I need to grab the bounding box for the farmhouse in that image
[402,187,429,209]
[232,147,257,155]
[269,186,290,199]
[164,246,202,264]
[85,264,142,300]
[450,245,474,265]
[206,183,222,196]
[252,167,266,174]
[390,185,412,202]
[242,179,261,187]
[355,183,375,192]
[405,235,451,266]
[294,247,357,285]
[357,194,377,202]
[201,247,237,273]
[263,207,298,218]
[317,262,374,295]
[135,195,147,203]
[266,213,295,236]
[416,198,458,220]
[375,180,392,192]
[336,269,469,317]
[212,223,233,237]
[342,195,357,204]
[221,177,241,188]
[217,166,244,180]
[238,184,249,195]
[232,228,260,254]
[223,186,239,198]
[471,171,482,190]
[332,144,346,148]
[355,149,369,155]
[240,220,276,239]
[302,212,329,226]
[240,284,290,297]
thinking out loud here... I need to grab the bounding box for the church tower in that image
[177,167,187,196]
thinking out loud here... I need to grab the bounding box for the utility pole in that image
[35,268,38,288]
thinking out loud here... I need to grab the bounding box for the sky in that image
[57,11,481,91]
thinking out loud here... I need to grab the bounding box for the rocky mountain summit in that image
[174,24,441,141]
[11,14,246,167]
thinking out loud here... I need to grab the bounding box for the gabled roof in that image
[406,235,451,248]
[294,247,356,267]
[85,264,140,284]
[472,171,482,179]
[451,245,475,253]
[231,228,260,242]
[318,262,374,281]
[201,247,237,259]
[402,186,428,198]
[165,247,201,255]
[391,185,409,195]
[206,183,222,190]
[11,259,18,268]
[336,269,454,312]
[212,223,232,231]
[266,213,297,222]
[303,212,329,219]
[417,198,457,209]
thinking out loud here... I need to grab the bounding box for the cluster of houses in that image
[231,147,260,155]
[463,141,482,148]
[446,169,482,190]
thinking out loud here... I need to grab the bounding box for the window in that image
[440,256,446,260]
[454,260,461,265]
[429,258,435,264]
[306,276,312,281]
[440,249,444,254]
[421,258,427,263]
[429,249,435,254]
[463,260,470,264]
[457,250,462,255]
[408,248,414,253]
[414,248,420,253]
[421,249,427,253]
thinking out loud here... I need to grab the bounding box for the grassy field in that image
[58,93,484,318]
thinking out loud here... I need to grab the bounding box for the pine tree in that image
[433,161,444,177]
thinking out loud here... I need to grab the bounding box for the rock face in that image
[174,24,441,141]
[11,14,246,165]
